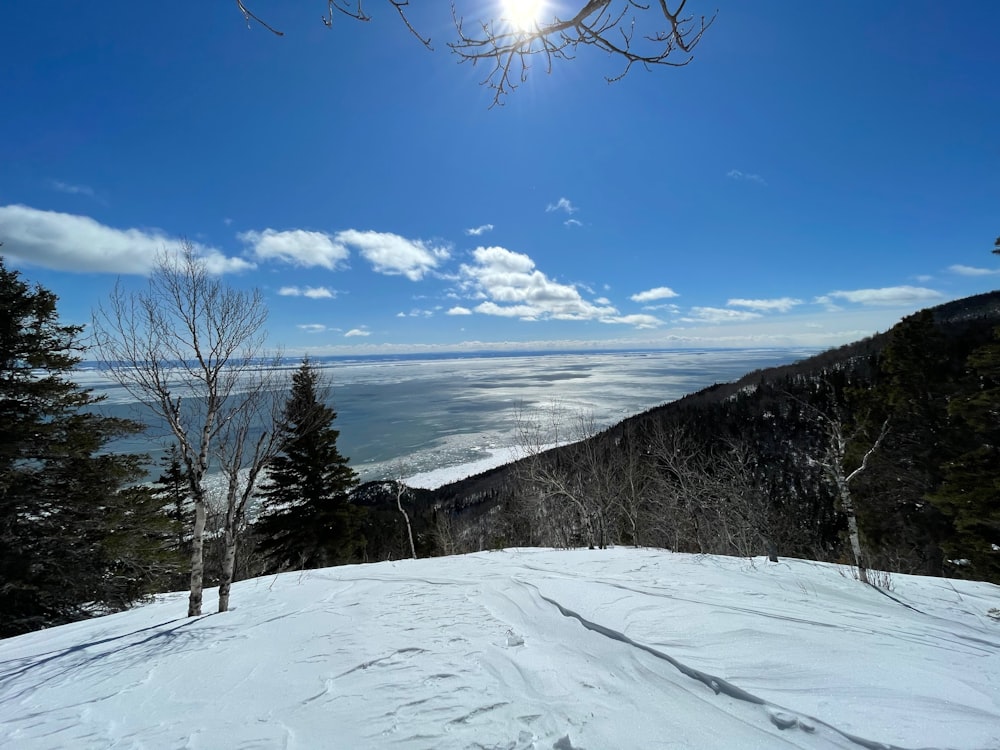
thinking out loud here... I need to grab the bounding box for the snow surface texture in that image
[1,549,998,749]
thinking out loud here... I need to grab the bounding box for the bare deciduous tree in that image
[214,380,284,612]
[388,462,418,559]
[513,406,630,550]
[92,244,280,616]
[791,392,890,585]
[235,1,715,105]
[507,407,777,558]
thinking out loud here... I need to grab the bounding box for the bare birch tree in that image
[214,377,284,611]
[395,480,418,560]
[92,244,278,616]
[387,462,417,559]
[792,394,890,585]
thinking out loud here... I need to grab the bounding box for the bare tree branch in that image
[233,1,713,105]
[451,0,715,105]
[236,0,284,36]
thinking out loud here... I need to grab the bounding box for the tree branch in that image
[233,1,713,105]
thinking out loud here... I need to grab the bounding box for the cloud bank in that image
[0,204,251,275]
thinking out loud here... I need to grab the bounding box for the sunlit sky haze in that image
[1,1,998,356]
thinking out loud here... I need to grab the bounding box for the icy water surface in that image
[80,348,809,484]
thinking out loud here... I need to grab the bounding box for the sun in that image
[501,0,547,32]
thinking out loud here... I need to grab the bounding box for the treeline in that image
[425,291,1000,583]
[1,258,182,636]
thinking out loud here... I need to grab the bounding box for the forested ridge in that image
[410,291,1000,582]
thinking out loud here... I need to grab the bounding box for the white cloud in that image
[727,297,802,313]
[455,246,660,328]
[344,328,370,338]
[564,219,582,228]
[949,264,1000,276]
[474,301,542,320]
[49,180,97,198]
[0,204,253,275]
[277,286,336,299]
[680,307,763,324]
[816,286,944,307]
[600,314,663,329]
[239,228,348,270]
[447,306,473,315]
[465,224,494,236]
[546,197,577,214]
[726,169,767,185]
[336,229,449,281]
[631,286,679,303]
[297,324,327,333]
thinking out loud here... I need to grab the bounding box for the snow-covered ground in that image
[1,549,998,749]
[405,444,548,489]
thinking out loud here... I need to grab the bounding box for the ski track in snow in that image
[1,549,998,749]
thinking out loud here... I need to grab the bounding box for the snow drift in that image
[1,548,998,749]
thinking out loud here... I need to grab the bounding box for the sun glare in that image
[501,0,547,32]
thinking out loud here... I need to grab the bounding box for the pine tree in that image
[931,326,1000,581]
[847,309,954,574]
[151,444,192,586]
[96,481,186,608]
[254,359,363,571]
[0,257,169,636]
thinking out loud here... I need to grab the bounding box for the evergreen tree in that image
[931,326,1000,580]
[96,481,187,607]
[848,310,954,574]
[0,257,169,636]
[254,359,363,571]
[151,444,192,586]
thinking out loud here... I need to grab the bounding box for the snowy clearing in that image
[1,548,998,749]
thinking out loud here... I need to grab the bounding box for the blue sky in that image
[2,1,998,356]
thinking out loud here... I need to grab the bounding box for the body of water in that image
[78,348,811,487]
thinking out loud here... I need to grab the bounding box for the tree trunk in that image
[218,527,237,612]
[396,483,417,559]
[187,498,206,617]
[837,475,869,584]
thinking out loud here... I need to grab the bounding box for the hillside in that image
[396,291,1000,579]
[2,548,998,749]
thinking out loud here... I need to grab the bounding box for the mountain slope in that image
[2,549,998,749]
[419,291,1000,575]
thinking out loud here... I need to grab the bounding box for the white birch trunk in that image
[396,482,417,559]
[218,526,237,613]
[187,497,207,616]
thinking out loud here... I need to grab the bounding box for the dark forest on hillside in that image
[389,292,1000,582]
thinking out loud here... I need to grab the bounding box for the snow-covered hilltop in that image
[1,548,998,749]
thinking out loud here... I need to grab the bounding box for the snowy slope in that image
[1,549,998,750]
